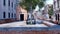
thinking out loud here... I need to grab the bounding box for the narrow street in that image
[0,0,60,34]
[0,21,58,28]
[0,21,59,31]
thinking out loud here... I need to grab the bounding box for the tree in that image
[48,5,53,16]
[19,0,46,11]
[19,0,46,24]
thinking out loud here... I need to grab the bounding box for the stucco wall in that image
[0,0,17,19]
[16,5,27,21]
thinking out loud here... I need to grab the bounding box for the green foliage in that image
[48,5,53,16]
[19,0,46,11]
[38,2,45,8]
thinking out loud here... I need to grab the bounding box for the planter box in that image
[0,18,16,24]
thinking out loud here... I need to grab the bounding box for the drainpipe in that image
[30,5,33,24]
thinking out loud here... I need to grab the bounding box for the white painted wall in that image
[0,0,17,19]
[53,0,60,12]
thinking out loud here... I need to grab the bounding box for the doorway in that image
[20,14,24,21]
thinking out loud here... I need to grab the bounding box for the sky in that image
[41,0,53,10]
[34,0,53,11]
[46,0,53,4]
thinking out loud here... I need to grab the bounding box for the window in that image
[3,12,6,18]
[54,1,56,6]
[3,0,6,6]
[11,2,13,8]
[8,12,10,18]
[14,13,16,18]
[8,0,10,6]
[14,4,16,10]
[57,0,59,8]
[59,0,60,8]
[11,13,13,18]
[55,13,59,21]
[54,1,56,9]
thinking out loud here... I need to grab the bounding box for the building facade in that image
[16,5,28,21]
[53,0,60,24]
[0,0,18,19]
[0,0,18,23]
[43,5,51,19]
[44,5,49,13]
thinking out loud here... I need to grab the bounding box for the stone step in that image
[43,21,57,27]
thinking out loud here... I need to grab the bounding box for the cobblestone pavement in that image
[0,21,58,27]
[0,21,59,31]
[0,21,48,27]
